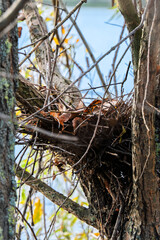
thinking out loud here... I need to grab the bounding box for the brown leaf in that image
[49,112,60,119]
[84,99,102,114]
[72,117,84,133]
[18,27,22,38]
[40,110,48,117]
[58,113,71,123]
[52,172,56,180]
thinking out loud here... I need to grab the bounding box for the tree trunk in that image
[0,1,18,239]
[125,0,160,239]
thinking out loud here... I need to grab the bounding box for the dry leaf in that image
[61,25,65,35]
[18,27,22,38]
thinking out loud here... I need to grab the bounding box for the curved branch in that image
[117,0,141,69]
[0,0,29,32]
[22,0,82,108]
[16,165,98,229]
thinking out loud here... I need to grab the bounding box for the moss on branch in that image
[15,165,98,229]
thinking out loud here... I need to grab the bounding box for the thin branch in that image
[15,165,98,229]
[0,0,29,32]
[19,0,87,57]
[15,207,38,240]
[110,204,124,240]
[60,0,107,92]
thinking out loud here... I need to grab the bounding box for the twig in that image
[19,0,87,66]
[45,177,80,240]
[60,0,107,92]
[111,23,126,97]
[110,204,124,240]
[15,207,38,240]
[121,61,131,97]
[0,0,29,32]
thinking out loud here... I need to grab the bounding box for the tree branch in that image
[15,165,98,229]
[16,74,45,112]
[22,0,82,108]
[59,0,107,93]
[0,0,29,32]
[117,0,141,69]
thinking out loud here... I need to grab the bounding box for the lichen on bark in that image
[0,1,18,238]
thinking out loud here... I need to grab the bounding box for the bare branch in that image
[22,0,82,108]
[15,165,98,229]
[60,0,107,93]
[0,0,29,32]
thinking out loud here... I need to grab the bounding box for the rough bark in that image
[0,1,18,239]
[127,0,160,239]
[118,0,141,70]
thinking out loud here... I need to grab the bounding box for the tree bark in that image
[0,1,18,239]
[126,0,160,239]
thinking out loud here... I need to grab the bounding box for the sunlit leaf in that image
[72,196,78,202]
[33,198,43,224]
[36,227,42,236]
[50,11,54,17]
[20,188,26,204]
[26,211,30,221]
[16,110,21,117]
[38,8,44,15]
[61,25,65,35]
[80,201,88,206]
[94,232,100,237]
[53,36,60,45]
[70,217,77,227]
[64,36,72,44]
[45,17,52,22]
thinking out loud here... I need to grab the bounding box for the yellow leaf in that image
[53,36,60,45]
[72,196,78,201]
[16,110,21,117]
[64,38,69,44]
[76,38,79,43]
[94,232,100,237]
[80,201,88,206]
[85,48,88,53]
[45,17,52,22]
[64,36,72,44]
[33,198,43,224]
[50,11,54,17]
[61,25,65,35]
